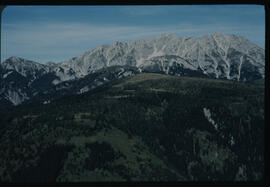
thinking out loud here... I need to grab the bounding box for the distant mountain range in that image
[0,32,265,107]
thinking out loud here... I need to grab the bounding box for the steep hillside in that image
[0,73,264,181]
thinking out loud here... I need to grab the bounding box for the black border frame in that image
[0,0,268,185]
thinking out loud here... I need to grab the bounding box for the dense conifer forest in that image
[0,73,264,181]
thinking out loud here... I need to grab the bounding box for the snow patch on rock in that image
[4,90,29,105]
[203,107,218,131]
[3,71,13,78]
[78,86,90,94]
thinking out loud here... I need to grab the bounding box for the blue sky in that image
[1,5,265,64]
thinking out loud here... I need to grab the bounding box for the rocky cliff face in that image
[0,33,265,106]
[57,32,264,81]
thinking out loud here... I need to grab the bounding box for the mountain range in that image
[0,32,265,181]
[0,32,265,107]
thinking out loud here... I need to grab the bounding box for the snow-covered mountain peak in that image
[56,32,264,80]
[1,56,52,82]
[212,32,228,37]
[5,56,22,63]
[3,56,42,66]
[3,56,38,66]
[2,56,46,70]
[113,41,125,46]
[1,33,265,82]
[46,61,57,66]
